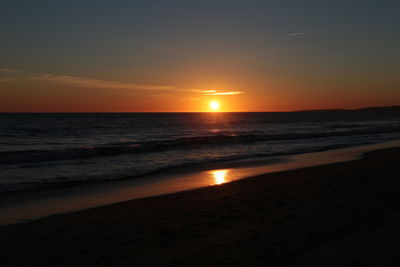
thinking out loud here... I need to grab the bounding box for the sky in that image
[1,0,399,112]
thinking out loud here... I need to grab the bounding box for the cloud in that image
[204,91,245,96]
[1,69,245,96]
[0,69,175,91]
[184,89,245,96]
[288,31,315,37]
[0,68,19,73]
[0,69,19,82]
[185,90,216,93]
[33,74,175,91]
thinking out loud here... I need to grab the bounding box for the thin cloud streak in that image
[0,69,175,91]
[288,31,315,37]
[204,91,245,96]
[34,74,175,91]
[1,70,244,96]
[184,89,245,96]
[184,89,216,93]
[0,68,19,73]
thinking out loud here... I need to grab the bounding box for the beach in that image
[1,146,400,266]
[2,1,400,266]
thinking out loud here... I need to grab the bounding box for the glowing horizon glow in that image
[210,169,230,185]
[209,100,220,111]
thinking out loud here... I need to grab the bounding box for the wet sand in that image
[1,147,400,266]
[3,141,399,226]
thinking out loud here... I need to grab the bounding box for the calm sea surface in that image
[1,111,399,194]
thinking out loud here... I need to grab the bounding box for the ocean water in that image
[1,111,399,194]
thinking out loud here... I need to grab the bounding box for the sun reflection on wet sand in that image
[210,169,230,185]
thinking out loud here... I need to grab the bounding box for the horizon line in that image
[1,105,399,114]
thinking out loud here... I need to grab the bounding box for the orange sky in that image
[1,2,399,112]
[0,68,398,112]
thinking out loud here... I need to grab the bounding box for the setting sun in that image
[209,101,220,111]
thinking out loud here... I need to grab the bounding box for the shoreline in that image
[2,144,400,265]
[1,140,400,225]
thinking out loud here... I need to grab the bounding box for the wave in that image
[0,141,367,195]
[0,137,390,195]
[0,152,274,194]
[1,125,400,164]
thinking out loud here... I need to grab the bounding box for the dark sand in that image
[1,147,400,266]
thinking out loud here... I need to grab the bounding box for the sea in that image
[1,111,400,195]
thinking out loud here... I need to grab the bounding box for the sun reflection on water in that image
[210,169,230,185]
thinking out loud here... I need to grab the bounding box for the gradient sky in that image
[1,0,399,112]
